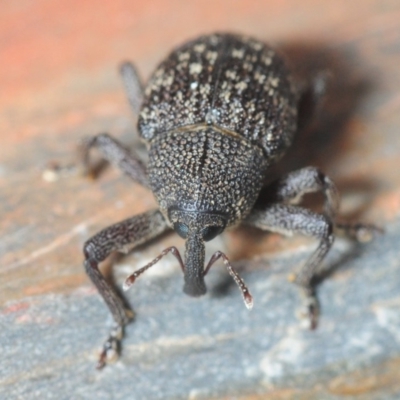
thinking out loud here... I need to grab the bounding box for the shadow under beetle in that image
[82,33,376,369]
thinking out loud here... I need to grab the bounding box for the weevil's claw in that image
[97,337,119,370]
[353,224,383,243]
[96,324,125,370]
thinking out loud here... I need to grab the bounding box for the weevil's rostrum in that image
[82,33,375,369]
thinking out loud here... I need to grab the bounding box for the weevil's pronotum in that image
[82,33,376,368]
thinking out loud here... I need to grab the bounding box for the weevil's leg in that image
[244,204,334,329]
[119,61,144,116]
[267,167,379,242]
[83,209,169,368]
[268,166,339,219]
[82,133,148,187]
[82,63,145,184]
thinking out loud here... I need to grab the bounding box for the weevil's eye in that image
[174,222,189,239]
[202,226,224,242]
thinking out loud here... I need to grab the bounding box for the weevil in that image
[82,33,375,368]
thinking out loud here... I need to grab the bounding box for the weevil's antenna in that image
[204,251,254,310]
[123,248,253,310]
[123,246,185,290]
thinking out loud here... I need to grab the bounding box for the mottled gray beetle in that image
[82,33,375,368]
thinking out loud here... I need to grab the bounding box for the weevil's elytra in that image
[81,33,376,369]
[139,34,297,158]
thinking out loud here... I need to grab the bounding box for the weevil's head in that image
[123,205,253,310]
[168,207,227,297]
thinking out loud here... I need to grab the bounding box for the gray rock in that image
[2,221,400,400]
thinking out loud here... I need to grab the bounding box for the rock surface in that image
[1,0,400,399]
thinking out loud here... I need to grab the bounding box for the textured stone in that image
[2,0,400,398]
[1,222,400,399]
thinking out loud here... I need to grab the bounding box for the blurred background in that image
[1,1,400,399]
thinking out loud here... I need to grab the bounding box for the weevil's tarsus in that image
[96,324,124,370]
[297,287,319,330]
[204,251,254,310]
[336,222,382,243]
[123,246,185,290]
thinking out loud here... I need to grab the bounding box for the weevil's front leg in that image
[82,133,148,187]
[83,209,170,368]
[244,204,334,329]
[269,166,339,219]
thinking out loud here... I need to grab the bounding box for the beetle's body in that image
[142,34,299,296]
[82,33,375,368]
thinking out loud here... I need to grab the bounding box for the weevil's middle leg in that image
[83,209,170,368]
[267,166,339,219]
[82,133,148,187]
[266,166,379,241]
[81,61,146,186]
[244,204,334,329]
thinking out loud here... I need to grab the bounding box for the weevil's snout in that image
[182,222,229,296]
[167,207,228,297]
[183,234,207,297]
[124,205,253,309]
[183,235,254,309]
